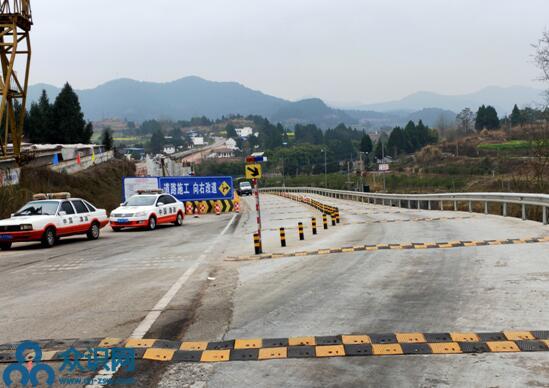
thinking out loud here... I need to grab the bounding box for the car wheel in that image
[41,227,56,248]
[174,212,183,226]
[0,242,12,250]
[112,227,122,232]
[87,222,100,240]
[148,216,157,231]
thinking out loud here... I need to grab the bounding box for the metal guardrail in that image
[262,187,549,225]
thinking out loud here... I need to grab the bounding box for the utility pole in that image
[322,149,327,188]
[382,141,386,192]
[359,152,366,192]
[281,156,285,187]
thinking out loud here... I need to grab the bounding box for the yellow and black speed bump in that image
[227,236,549,261]
[1,331,547,364]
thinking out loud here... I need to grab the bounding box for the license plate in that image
[0,234,13,240]
[116,219,129,224]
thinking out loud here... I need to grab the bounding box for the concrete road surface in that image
[1,193,548,387]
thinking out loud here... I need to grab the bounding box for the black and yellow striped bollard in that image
[331,212,336,226]
[322,214,328,230]
[279,227,286,247]
[298,222,305,240]
[311,217,317,235]
[253,233,262,255]
[335,210,340,224]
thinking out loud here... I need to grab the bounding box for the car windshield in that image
[124,195,157,206]
[240,182,252,188]
[13,201,59,216]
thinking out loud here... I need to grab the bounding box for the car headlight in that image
[20,224,33,231]
[135,211,147,217]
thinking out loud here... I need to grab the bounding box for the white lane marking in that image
[86,213,237,388]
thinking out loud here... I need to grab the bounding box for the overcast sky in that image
[31,0,548,105]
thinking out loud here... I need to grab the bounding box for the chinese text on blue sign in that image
[158,176,233,201]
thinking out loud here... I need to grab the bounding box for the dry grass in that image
[0,159,135,218]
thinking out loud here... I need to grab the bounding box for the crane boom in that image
[0,0,32,162]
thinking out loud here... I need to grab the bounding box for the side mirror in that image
[59,211,67,216]
[157,202,164,207]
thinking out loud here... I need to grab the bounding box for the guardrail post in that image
[468,201,472,212]
[408,200,411,209]
[484,202,488,215]
[254,233,262,255]
[417,200,421,210]
[522,204,526,221]
[543,206,547,225]
[298,222,305,240]
[279,227,286,247]
[454,201,457,211]
[398,199,402,208]
[428,201,431,210]
[503,202,507,217]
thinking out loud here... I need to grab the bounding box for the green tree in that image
[295,124,324,145]
[101,127,113,151]
[476,105,500,130]
[484,106,500,129]
[510,104,523,127]
[403,121,419,151]
[360,133,373,153]
[83,122,94,143]
[27,90,53,143]
[387,127,408,157]
[373,139,385,160]
[139,120,161,135]
[51,83,90,143]
[148,128,165,154]
[324,123,361,161]
[225,123,238,139]
[475,105,487,131]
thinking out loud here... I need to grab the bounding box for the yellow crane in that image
[0,0,31,162]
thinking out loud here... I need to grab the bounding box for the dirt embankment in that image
[0,159,135,218]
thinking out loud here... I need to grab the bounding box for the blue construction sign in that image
[159,177,234,201]
[122,176,234,202]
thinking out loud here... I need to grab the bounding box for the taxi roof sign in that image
[33,192,71,200]
[137,189,164,195]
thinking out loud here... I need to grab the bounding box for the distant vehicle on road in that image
[110,190,185,231]
[237,181,253,196]
[0,193,108,250]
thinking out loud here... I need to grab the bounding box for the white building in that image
[163,144,176,155]
[209,147,235,159]
[235,127,253,138]
[192,136,204,146]
[225,138,238,150]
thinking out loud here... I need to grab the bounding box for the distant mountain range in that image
[355,86,545,114]
[28,77,545,130]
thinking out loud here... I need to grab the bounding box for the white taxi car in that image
[0,193,109,250]
[109,190,185,231]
